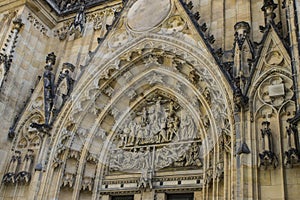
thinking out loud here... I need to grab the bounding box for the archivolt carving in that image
[45,36,232,197]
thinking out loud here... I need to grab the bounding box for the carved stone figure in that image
[258,121,278,169]
[2,151,21,184]
[154,97,165,125]
[189,70,200,85]
[62,172,75,188]
[204,168,213,187]
[53,63,75,114]
[126,121,137,146]
[261,121,272,152]
[158,119,168,143]
[284,125,300,167]
[43,53,56,125]
[137,169,153,191]
[16,149,34,183]
[69,4,86,36]
[215,162,224,182]
[180,113,196,140]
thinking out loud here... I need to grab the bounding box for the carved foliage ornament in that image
[42,53,75,126]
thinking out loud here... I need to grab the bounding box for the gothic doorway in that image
[167,193,194,200]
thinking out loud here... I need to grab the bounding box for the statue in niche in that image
[286,125,297,149]
[2,151,21,184]
[284,125,300,166]
[258,121,278,169]
[69,4,86,36]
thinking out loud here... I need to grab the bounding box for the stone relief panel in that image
[108,93,203,173]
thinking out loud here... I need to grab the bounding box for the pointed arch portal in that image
[34,35,235,199]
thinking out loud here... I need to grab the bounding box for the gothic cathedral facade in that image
[0,0,300,199]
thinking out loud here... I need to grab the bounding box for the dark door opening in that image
[167,193,194,200]
[111,195,134,200]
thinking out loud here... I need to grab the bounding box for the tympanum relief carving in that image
[108,94,202,174]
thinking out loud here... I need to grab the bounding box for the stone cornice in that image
[44,0,118,16]
[0,0,122,29]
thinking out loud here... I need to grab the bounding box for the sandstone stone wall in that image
[0,0,300,200]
